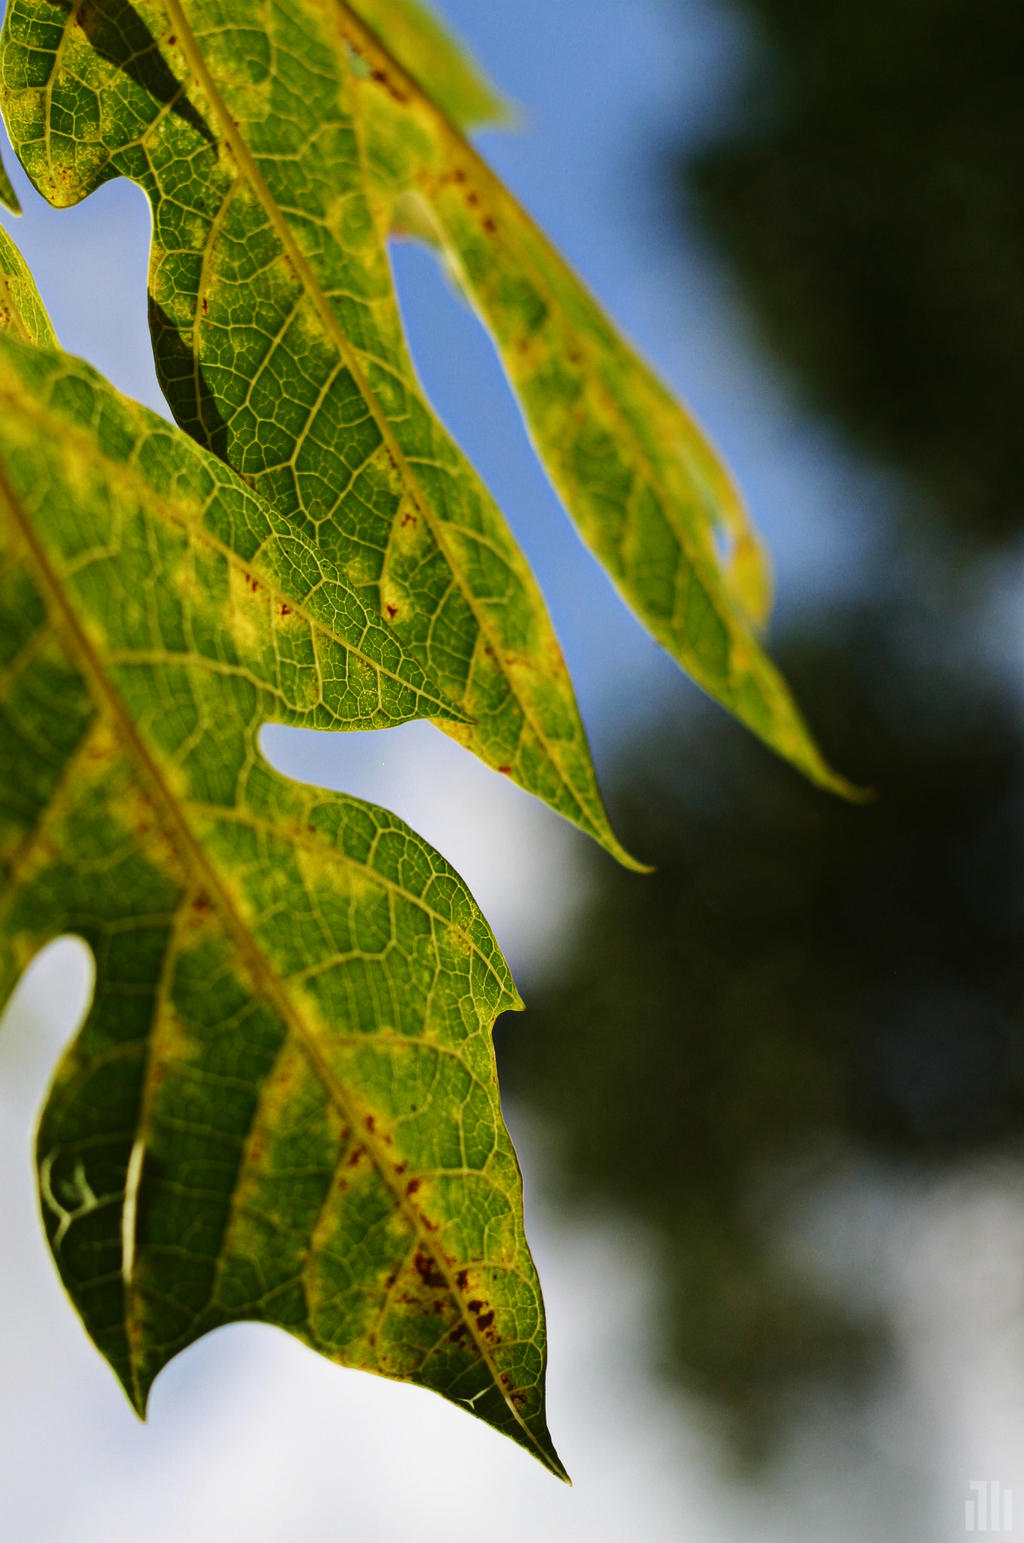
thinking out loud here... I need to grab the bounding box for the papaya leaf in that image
[0,3,853,873]
[0,222,568,1480]
[0,0,646,868]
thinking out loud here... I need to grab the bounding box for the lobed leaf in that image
[0,0,644,866]
[0,222,567,1479]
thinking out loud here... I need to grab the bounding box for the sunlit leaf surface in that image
[0,0,647,864]
[0,0,857,1480]
[0,0,849,862]
[0,224,566,1480]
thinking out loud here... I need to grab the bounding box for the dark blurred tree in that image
[500,598,1024,1460]
[498,0,1024,1462]
[682,0,1024,545]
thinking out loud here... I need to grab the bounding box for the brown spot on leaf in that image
[413,1249,447,1290]
[370,67,408,105]
[476,1310,495,1332]
[385,603,399,620]
[405,1177,421,1196]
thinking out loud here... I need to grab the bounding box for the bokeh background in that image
[3,1,1024,1538]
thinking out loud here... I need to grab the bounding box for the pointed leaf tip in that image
[339,9,854,798]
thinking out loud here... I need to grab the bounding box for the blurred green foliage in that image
[500,0,1024,1463]
[686,0,1024,544]
[501,595,1024,1458]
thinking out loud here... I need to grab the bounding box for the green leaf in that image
[0,222,567,1481]
[0,217,51,343]
[0,138,20,212]
[0,0,646,867]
